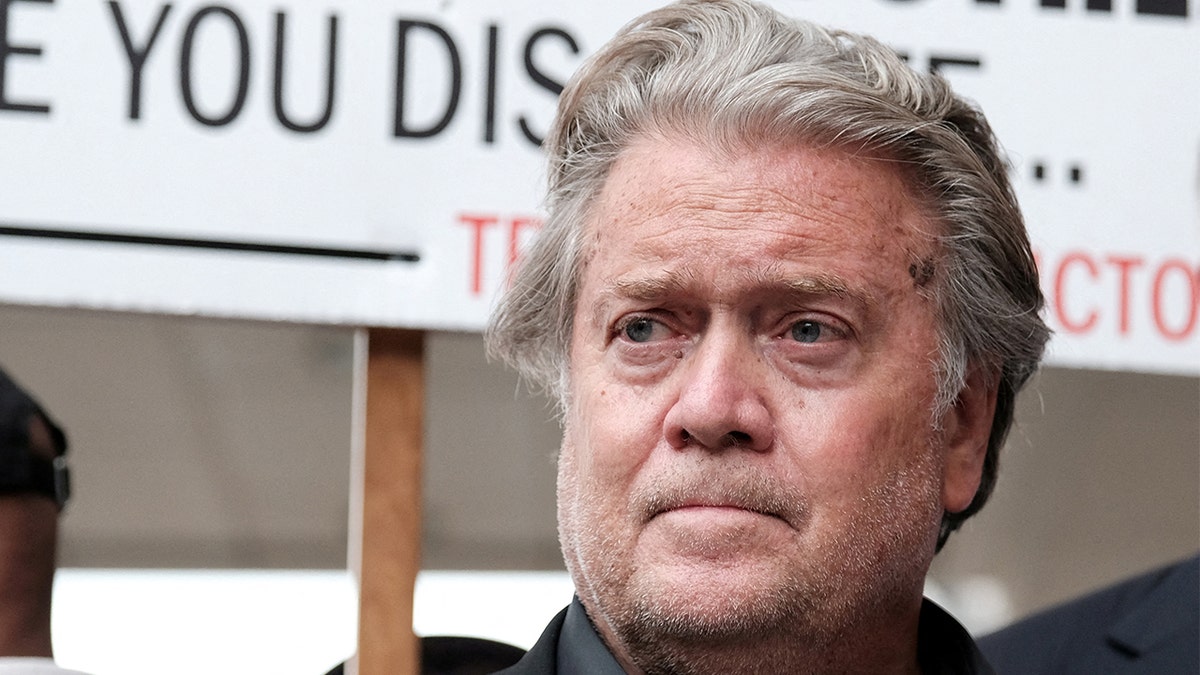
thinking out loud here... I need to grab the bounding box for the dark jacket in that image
[979,554,1200,675]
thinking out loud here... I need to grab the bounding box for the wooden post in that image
[350,328,425,675]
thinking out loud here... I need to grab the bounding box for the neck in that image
[601,598,925,675]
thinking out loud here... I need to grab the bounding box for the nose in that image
[663,327,774,453]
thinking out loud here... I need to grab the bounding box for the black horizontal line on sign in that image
[0,224,420,263]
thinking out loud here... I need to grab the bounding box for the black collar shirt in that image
[546,596,994,674]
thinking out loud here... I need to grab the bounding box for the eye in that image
[789,320,824,343]
[623,317,661,343]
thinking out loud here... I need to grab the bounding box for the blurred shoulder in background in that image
[979,553,1200,675]
[0,367,89,675]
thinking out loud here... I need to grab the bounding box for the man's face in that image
[557,135,991,661]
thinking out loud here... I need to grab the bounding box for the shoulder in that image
[979,554,1199,675]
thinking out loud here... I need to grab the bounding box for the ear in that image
[940,366,999,514]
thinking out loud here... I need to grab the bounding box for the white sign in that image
[0,0,1196,374]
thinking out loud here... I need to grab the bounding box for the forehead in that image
[581,135,938,298]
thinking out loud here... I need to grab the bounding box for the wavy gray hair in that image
[486,0,1049,549]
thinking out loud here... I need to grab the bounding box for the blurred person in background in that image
[979,553,1199,674]
[0,368,88,675]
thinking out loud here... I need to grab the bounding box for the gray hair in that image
[486,0,1050,549]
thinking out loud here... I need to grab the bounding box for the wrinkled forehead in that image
[571,135,948,337]
[580,131,943,259]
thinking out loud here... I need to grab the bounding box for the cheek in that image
[789,387,940,491]
[569,376,665,482]
[556,435,581,538]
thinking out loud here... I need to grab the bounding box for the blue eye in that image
[790,320,822,343]
[624,318,657,343]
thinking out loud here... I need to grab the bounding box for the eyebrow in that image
[610,268,702,302]
[588,270,697,328]
[750,267,874,314]
[776,273,853,299]
[590,266,873,326]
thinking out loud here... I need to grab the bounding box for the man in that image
[979,554,1200,675]
[486,0,1049,672]
[0,368,88,675]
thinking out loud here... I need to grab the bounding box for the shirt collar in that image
[918,598,996,675]
[556,596,626,675]
[554,595,993,674]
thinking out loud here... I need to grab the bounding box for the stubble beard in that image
[557,442,945,675]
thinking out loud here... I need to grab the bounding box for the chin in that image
[624,563,806,641]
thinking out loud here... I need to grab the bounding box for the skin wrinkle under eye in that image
[609,316,853,387]
[600,277,869,382]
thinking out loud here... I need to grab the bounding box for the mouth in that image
[645,503,798,551]
[652,502,789,525]
[637,475,802,529]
